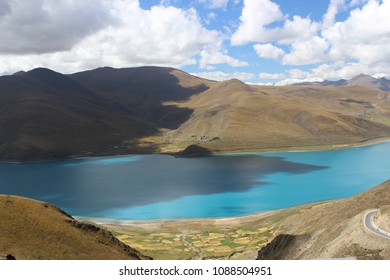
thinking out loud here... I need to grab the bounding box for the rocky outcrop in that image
[257,234,310,260]
[67,220,152,260]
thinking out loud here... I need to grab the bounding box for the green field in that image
[111,226,274,260]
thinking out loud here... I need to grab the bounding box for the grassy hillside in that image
[257,180,390,259]
[0,195,150,260]
[0,67,212,161]
[0,68,155,160]
[163,80,390,153]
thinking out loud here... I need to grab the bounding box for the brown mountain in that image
[163,80,390,154]
[0,66,390,161]
[0,66,212,161]
[0,195,150,260]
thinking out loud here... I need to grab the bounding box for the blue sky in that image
[0,0,389,84]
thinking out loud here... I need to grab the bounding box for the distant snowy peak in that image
[274,78,324,86]
[373,73,390,80]
[291,74,390,91]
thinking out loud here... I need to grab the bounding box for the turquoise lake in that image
[1,142,389,220]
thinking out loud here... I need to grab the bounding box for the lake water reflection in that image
[1,142,389,220]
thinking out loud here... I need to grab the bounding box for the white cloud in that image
[231,0,390,80]
[198,0,230,9]
[287,68,310,79]
[259,72,285,79]
[254,43,284,59]
[272,61,390,84]
[231,0,283,45]
[277,16,319,45]
[279,0,390,69]
[204,12,217,25]
[231,0,319,46]
[309,61,390,80]
[282,36,329,65]
[322,0,346,29]
[200,50,248,69]
[0,0,115,54]
[349,0,369,7]
[1,0,389,83]
[0,0,227,74]
[323,0,390,65]
[193,71,255,81]
[248,82,274,86]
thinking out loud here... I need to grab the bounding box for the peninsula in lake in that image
[1,66,390,161]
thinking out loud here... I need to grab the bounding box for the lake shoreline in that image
[77,209,282,231]
[3,136,390,164]
[77,201,328,228]
[209,136,390,156]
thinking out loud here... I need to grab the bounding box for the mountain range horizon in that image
[6,66,390,90]
[1,65,390,161]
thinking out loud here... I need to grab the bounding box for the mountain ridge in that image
[1,66,390,161]
[294,73,390,91]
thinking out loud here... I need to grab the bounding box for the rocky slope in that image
[257,180,390,260]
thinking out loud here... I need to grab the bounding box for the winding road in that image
[363,209,390,240]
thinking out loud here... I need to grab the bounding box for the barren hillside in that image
[0,195,150,260]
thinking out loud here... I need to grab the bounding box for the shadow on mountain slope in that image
[0,67,211,161]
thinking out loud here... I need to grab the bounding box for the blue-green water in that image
[1,142,389,220]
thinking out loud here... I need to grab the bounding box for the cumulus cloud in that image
[309,61,390,80]
[274,60,390,85]
[231,0,319,46]
[254,43,284,59]
[198,0,230,9]
[232,0,390,81]
[104,3,221,66]
[322,0,346,29]
[0,0,226,74]
[0,0,115,54]
[259,72,285,79]
[287,68,311,79]
[231,0,283,45]
[349,0,369,7]
[1,0,389,82]
[277,16,319,45]
[194,71,255,81]
[248,82,274,86]
[204,12,217,25]
[323,0,390,64]
[200,50,248,69]
[282,36,329,65]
